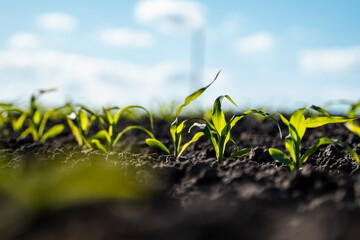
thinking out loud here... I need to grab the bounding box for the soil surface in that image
[2,116,360,240]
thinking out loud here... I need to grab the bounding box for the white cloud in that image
[0,49,191,107]
[8,32,41,49]
[299,46,360,74]
[100,28,155,48]
[37,12,78,31]
[134,0,205,34]
[235,32,274,53]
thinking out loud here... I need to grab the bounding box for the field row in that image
[1,73,360,170]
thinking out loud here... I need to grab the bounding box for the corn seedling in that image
[82,106,155,152]
[145,71,220,157]
[67,107,96,148]
[335,101,360,138]
[20,89,65,142]
[269,106,359,171]
[190,95,282,164]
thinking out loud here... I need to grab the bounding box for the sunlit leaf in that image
[269,148,294,170]
[40,124,64,142]
[113,125,155,147]
[32,110,42,126]
[279,113,289,127]
[332,139,360,164]
[146,139,170,154]
[91,130,111,143]
[67,118,83,146]
[175,70,219,118]
[284,135,296,161]
[345,122,360,137]
[12,112,27,133]
[289,109,306,143]
[306,105,331,117]
[230,148,251,158]
[79,110,89,133]
[300,138,333,164]
[113,105,153,129]
[306,116,353,128]
[178,132,204,158]
[211,96,227,134]
[91,139,107,153]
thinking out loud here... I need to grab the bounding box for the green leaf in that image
[229,138,239,150]
[230,148,251,158]
[332,139,360,164]
[285,135,296,162]
[306,116,353,128]
[190,123,219,158]
[103,108,114,125]
[146,139,170,154]
[39,110,54,137]
[345,122,360,137]
[279,113,289,127]
[79,110,89,133]
[113,105,153,129]
[306,105,331,117]
[32,110,42,126]
[91,139,107,152]
[348,103,360,118]
[113,125,155,147]
[91,130,111,143]
[81,107,106,128]
[220,115,243,152]
[178,132,204,158]
[40,124,64,142]
[224,95,238,107]
[300,138,333,165]
[211,96,227,134]
[289,109,306,142]
[12,112,27,133]
[175,70,219,118]
[269,148,294,170]
[20,127,35,139]
[67,118,83,146]
[244,109,282,139]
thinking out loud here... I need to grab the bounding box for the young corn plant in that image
[338,101,360,138]
[145,71,220,157]
[67,107,96,148]
[20,89,65,142]
[0,104,30,137]
[189,95,282,164]
[82,106,155,152]
[269,106,359,171]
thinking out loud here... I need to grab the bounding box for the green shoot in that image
[20,89,65,142]
[82,105,154,152]
[269,106,359,171]
[67,108,96,148]
[145,70,220,157]
[190,95,282,164]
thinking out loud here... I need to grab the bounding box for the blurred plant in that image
[0,157,151,212]
[330,100,360,138]
[67,107,96,148]
[146,70,220,157]
[269,106,359,171]
[190,95,282,164]
[82,106,155,152]
[152,100,179,122]
[20,89,65,142]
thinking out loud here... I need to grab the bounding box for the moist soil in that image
[2,116,360,240]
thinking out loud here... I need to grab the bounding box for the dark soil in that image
[2,116,360,240]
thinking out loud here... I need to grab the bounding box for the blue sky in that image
[1,0,360,111]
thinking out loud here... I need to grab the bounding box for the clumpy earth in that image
[1,116,360,240]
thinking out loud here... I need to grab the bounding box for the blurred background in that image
[0,0,359,111]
